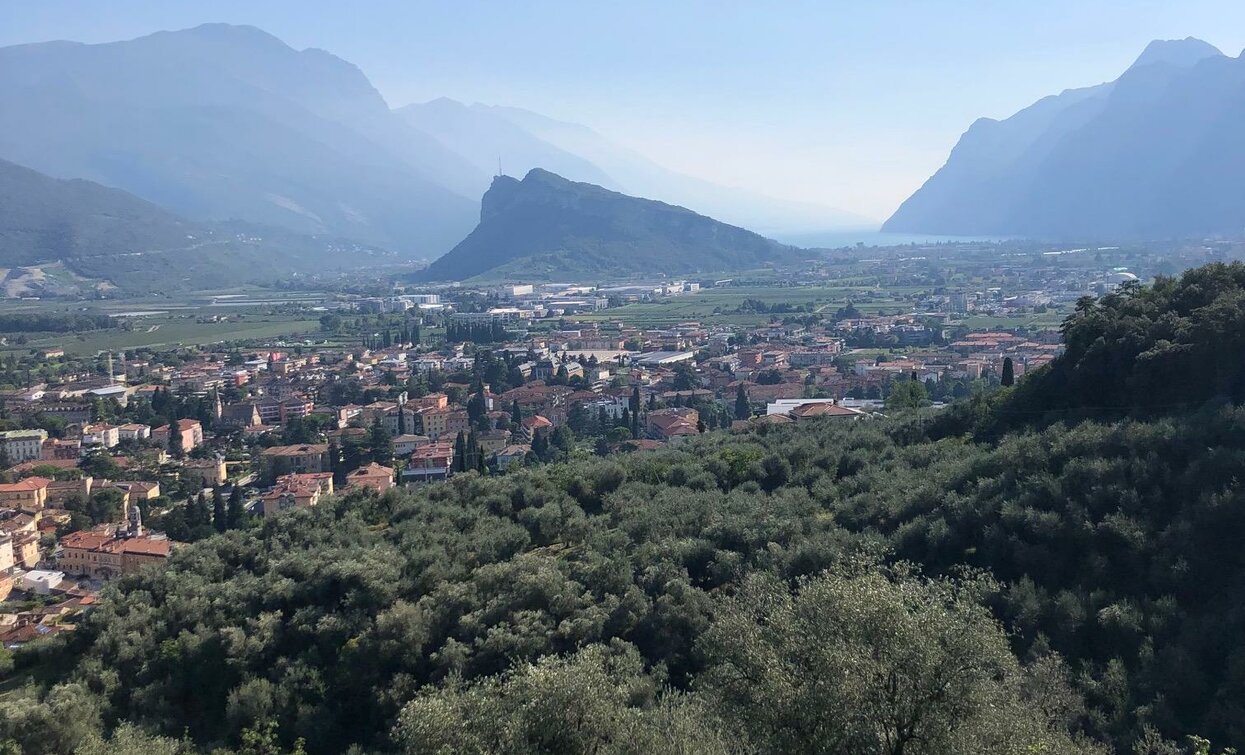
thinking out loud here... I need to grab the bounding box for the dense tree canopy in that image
[4,402,1245,752]
[9,264,1245,754]
[1009,262,1245,417]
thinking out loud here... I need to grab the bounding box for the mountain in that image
[0,156,194,267]
[421,169,799,281]
[0,24,481,257]
[0,156,395,291]
[451,102,873,236]
[884,38,1243,239]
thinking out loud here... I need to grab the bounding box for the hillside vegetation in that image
[8,265,1245,753]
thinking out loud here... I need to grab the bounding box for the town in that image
[0,235,1243,651]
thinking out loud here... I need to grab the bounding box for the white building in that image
[632,351,695,367]
[81,424,121,449]
[0,430,48,464]
[19,570,64,595]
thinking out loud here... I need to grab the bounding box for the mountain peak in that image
[521,167,568,184]
[159,22,290,48]
[424,169,793,281]
[1128,37,1222,71]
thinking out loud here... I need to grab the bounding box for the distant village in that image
[0,277,1074,649]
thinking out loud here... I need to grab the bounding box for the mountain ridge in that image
[420,168,799,281]
[884,37,1241,239]
[0,155,395,291]
[0,23,481,257]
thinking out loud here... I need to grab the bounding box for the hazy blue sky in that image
[5,1,1245,221]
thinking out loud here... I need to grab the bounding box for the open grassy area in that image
[0,289,335,355]
[956,311,1069,330]
[572,285,922,327]
[2,315,323,356]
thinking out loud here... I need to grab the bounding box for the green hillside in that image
[10,265,1245,753]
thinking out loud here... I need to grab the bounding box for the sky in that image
[5,1,1245,222]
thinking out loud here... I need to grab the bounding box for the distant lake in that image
[770,228,1014,249]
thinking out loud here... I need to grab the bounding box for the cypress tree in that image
[1001,357,1015,387]
[735,385,751,420]
[226,486,245,530]
[453,431,467,473]
[212,487,226,533]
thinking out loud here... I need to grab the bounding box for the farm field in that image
[571,285,924,327]
[0,289,337,355]
[5,315,324,356]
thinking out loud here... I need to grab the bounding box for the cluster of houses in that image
[0,299,1063,648]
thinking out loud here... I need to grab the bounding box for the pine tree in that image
[212,487,226,533]
[1001,357,1015,387]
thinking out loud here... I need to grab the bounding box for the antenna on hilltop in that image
[498,156,502,177]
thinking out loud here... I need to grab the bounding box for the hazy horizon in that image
[6,0,1245,223]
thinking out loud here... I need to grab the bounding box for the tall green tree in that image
[212,487,227,534]
[735,384,751,420]
[226,486,246,530]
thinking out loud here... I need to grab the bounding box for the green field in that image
[572,285,921,327]
[5,315,324,356]
[956,311,1069,330]
[0,289,336,355]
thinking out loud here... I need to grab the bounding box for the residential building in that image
[344,463,395,493]
[260,444,332,480]
[646,408,700,440]
[81,423,121,449]
[494,444,529,469]
[393,434,431,456]
[0,477,50,512]
[58,517,171,580]
[116,423,151,442]
[403,442,454,484]
[152,419,203,454]
[262,473,334,516]
[0,430,48,464]
[181,458,228,489]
